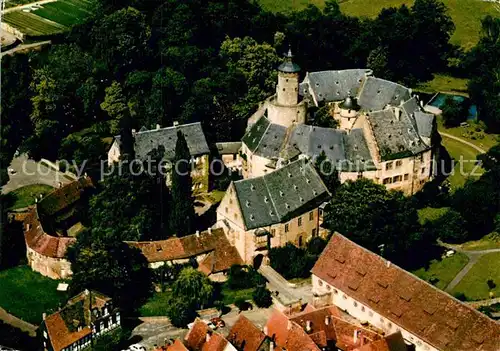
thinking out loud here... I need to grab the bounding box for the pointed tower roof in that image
[278,46,301,73]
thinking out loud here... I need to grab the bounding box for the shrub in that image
[252,286,273,308]
[235,297,247,311]
[441,96,469,127]
[227,265,266,290]
[433,210,469,244]
[453,292,468,301]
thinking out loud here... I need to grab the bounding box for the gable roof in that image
[133,122,209,161]
[414,111,435,139]
[311,233,500,351]
[288,125,346,163]
[358,77,411,111]
[367,108,427,161]
[232,159,330,229]
[242,116,287,159]
[303,69,368,103]
[185,319,210,350]
[227,315,267,351]
[44,290,113,351]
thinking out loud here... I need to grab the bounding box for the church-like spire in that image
[278,45,301,73]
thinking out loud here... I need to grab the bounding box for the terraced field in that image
[2,0,93,37]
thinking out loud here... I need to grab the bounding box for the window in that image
[369,311,374,317]
[333,289,338,294]
[271,229,276,236]
[396,160,402,167]
[312,228,317,237]
[383,178,392,184]
[404,173,409,181]
[309,211,314,221]
[229,199,233,204]
[298,217,302,226]
[327,285,331,291]
[385,162,393,170]
[285,224,289,233]
[343,294,347,300]
[319,280,323,286]
[234,213,238,220]
[393,175,402,183]
[421,167,426,174]
[361,306,365,312]
[353,301,358,307]
[380,317,384,323]
[225,207,228,213]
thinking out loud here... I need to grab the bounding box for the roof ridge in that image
[135,122,201,136]
[262,168,281,222]
[330,233,500,326]
[253,118,273,154]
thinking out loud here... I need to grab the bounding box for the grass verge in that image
[441,136,483,190]
[417,207,449,225]
[7,184,54,210]
[413,252,469,290]
[451,252,500,300]
[459,233,500,251]
[0,266,68,324]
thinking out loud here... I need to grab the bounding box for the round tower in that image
[276,47,300,106]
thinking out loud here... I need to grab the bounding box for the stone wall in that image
[26,246,72,280]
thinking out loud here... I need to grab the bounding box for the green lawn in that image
[413,252,469,290]
[441,136,483,190]
[0,266,68,324]
[451,252,500,300]
[437,116,500,151]
[460,233,500,251]
[418,207,449,224]
[34,0,93,27]
[258,0,499,49]
[3,11,67,36]
[139,284,254,316]
[7,184,54,210]
[414,74,469,95]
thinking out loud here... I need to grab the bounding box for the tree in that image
[367,46,390,78]
[252,286,273,308]
[169,131,196,236]
[314,151,340,194]
[430,210,469,244]
[310,105,339,129]
[100,81,130,134]
[171,267,214,309]
[324,179,424,266]
[268,243,316,279]
[66,228,152,314]
[441,96,468,127]
[165,296,198,328]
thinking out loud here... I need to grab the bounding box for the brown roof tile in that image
[311,233,500,351]
[166,339,189,351]
[185,319,210,351]
[201,332,229,351]
[227,315,266,351]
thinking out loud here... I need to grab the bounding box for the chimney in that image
[206,332,211,342]
[354,330,360,344]
[84,289,90,296]
[208,227,212,234]
[270,341,274,351]
[173,121,179,127]
[324,316,330,326]
[263,326,268,335]
[26,224,31,231]
[42,313,46,321]
[394,107,401,121]
[386,260,391,268]
[156,124,161,130]
[287,320,292,331]
[195,230,200,237]
[306,320,312,332]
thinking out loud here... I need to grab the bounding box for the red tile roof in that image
[201,332,229,351]
[166,339,189,351]
[185,319,210,350]
[265,309,321,351]
[198,237,243,275]
[311,233,500,351]
[227,315,267,351]
[24,207,75,258]
[37,176,94,216]
[44,290,112,351]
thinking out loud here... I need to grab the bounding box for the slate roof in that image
[343,129,376,171]
[311,233,500,351]
[44,290,113,351]
[358,77,411,111]
[133,122,209,161]
[242,116,287,159]
[233,159,330,230]
[415,111,435,139]
[227,315,267,351]
[288,125,346,163]
[303,70,368,103]
[368,108,427,161]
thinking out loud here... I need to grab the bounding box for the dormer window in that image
[280,191,284,197]
[246,200,250,207]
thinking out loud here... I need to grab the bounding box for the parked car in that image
[128,344,146,351]
[8,168,16,175]
[210,317,226,328]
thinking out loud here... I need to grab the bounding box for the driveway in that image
[438,131,487,154]
[1,154,72,194]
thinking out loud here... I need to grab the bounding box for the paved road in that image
[131,307,272,350]
[2,0,57,14]
[0,307,37,337]
[439,131,487,154]
[259,265,302,306]
[440,241,500,292]
[1,40,51,58]
[1,154,72,194]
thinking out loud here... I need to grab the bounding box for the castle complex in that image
[241,50,437,195]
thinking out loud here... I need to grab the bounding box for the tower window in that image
[286,79,289,82]
[283,88,286,91]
